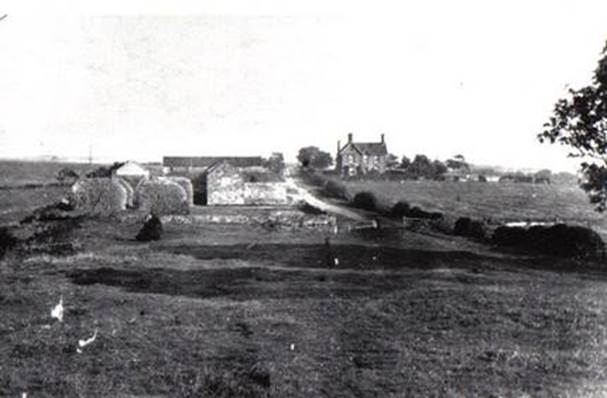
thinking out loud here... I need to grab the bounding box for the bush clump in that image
[20,199,75,224]
[492,226,527,247]
[453,217,488,241]
[492,224,605,259]
[390,201,411,218]
[297,201,326,215]
[0,227,18,258]
[323,180,349,200]
[351,191,378,212]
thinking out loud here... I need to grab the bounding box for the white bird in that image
[50,297,64,322]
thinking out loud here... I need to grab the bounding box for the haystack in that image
[159,176,194,206]
[135,178,190,215]
[70,178,128,216]
[113,177,135,208]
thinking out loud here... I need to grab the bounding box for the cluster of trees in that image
[391,154,469,180]
[297,147,333,169]
[540,41,607,212]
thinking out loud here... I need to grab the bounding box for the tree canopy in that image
[297,146,333,169]
[539,43,607,212]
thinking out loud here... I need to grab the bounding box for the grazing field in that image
[2,161,607,396]
[335,179,607,232]
[0,160,100,187]
[2,218,607,397]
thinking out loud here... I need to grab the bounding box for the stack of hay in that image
[113,177,135,208]
[135,177,192,215]
[70,178,128,216]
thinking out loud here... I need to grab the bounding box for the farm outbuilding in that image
[162,156,288,206]
[112,161,150,188]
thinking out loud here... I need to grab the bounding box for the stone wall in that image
[207,162,245,205]
[243,182,289,205]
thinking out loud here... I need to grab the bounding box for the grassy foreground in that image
[2,217,607,397]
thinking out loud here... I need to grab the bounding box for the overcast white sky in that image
[1,1,606,171]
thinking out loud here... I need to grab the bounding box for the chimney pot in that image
[380,133,385,144]
[348,133,353,143]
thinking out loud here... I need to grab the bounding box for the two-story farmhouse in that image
[335,133,388,177]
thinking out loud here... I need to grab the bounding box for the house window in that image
[347,154,354,163]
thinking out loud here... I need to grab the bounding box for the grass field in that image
[2,218,607,397]
[330,179,607,235]
[2,161,607,396]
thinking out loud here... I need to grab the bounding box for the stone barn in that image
[162,156,288,206]
[206,161,288,205]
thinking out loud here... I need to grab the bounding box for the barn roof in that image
[163,156,264,169]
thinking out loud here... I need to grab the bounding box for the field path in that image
[284,174,368,222]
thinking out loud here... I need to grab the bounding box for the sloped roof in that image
[163,156,264,169]
[113,161,150,177]
[339,142,388,156]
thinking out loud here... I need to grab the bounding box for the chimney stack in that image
[380,133,385,144]
[337,140,341,152]
[348,132,353,143]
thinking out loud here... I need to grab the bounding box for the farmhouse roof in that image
[163,156,264,169]
[352,142,388,156]
[338,133,388,156]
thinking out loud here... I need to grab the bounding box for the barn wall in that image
[207,163,245,205]
[243,182,289,205]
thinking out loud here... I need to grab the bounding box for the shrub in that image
[70,178,128,216]
[323,180,349,200]
[56,168,79,183]
[297,201,326,215]
[0,227,18,258]
[408,206,443,220]
[135,179,190,215]
[351,191,378,211]
[136,214,163,241]
[390,201,411,219]
[493,223,605,259]
[453,217,488,240]
[20,199,75,224]
[492,226,527,246]
[534,224,605,259]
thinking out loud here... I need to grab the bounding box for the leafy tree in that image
[264,152,285,175]
[297,146,333,169]
[400,155,411,170]
[539,43,607,211]
[386,154,400,168]
[432,160,448,177]
[409,154,433,178]
[446,154,470,171]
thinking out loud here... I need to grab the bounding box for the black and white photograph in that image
[1,1,607,396]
